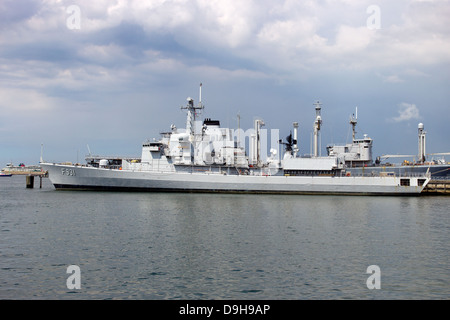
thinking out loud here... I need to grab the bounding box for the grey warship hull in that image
[41,163,429,195]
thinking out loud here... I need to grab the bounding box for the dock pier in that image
[423,179,450,194]
[24,171,48,189]
[26,175,35,188]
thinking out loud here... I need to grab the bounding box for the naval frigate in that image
[41,85,431,195]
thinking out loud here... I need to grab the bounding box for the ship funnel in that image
[256,119,265,166]
[293,122,299,156]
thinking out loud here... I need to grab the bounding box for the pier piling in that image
[26,175,34,188]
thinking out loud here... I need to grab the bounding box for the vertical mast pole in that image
[313,101,322,157]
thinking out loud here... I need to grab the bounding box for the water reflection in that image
[1,177,448,299]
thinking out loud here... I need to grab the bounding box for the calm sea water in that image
[0,175,448,299]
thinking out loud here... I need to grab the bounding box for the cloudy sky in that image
[1,0,449,166]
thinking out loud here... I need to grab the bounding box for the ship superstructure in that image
[326,108,373,168]
[326,108,449,179]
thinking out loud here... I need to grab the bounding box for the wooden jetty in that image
[25,172,48,189]
[423,179,450,195]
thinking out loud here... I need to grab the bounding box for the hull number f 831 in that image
[61,168,76,176]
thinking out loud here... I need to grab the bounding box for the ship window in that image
[400,179,410,186]
[418,179,426,186]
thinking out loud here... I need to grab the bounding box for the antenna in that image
[87,144,92,156]
[237,111,241,148]
[40,143,44,163]
[313,100,322,157]
[181,83,205,137]
[199,82,203,109]
[350,106,358,141]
